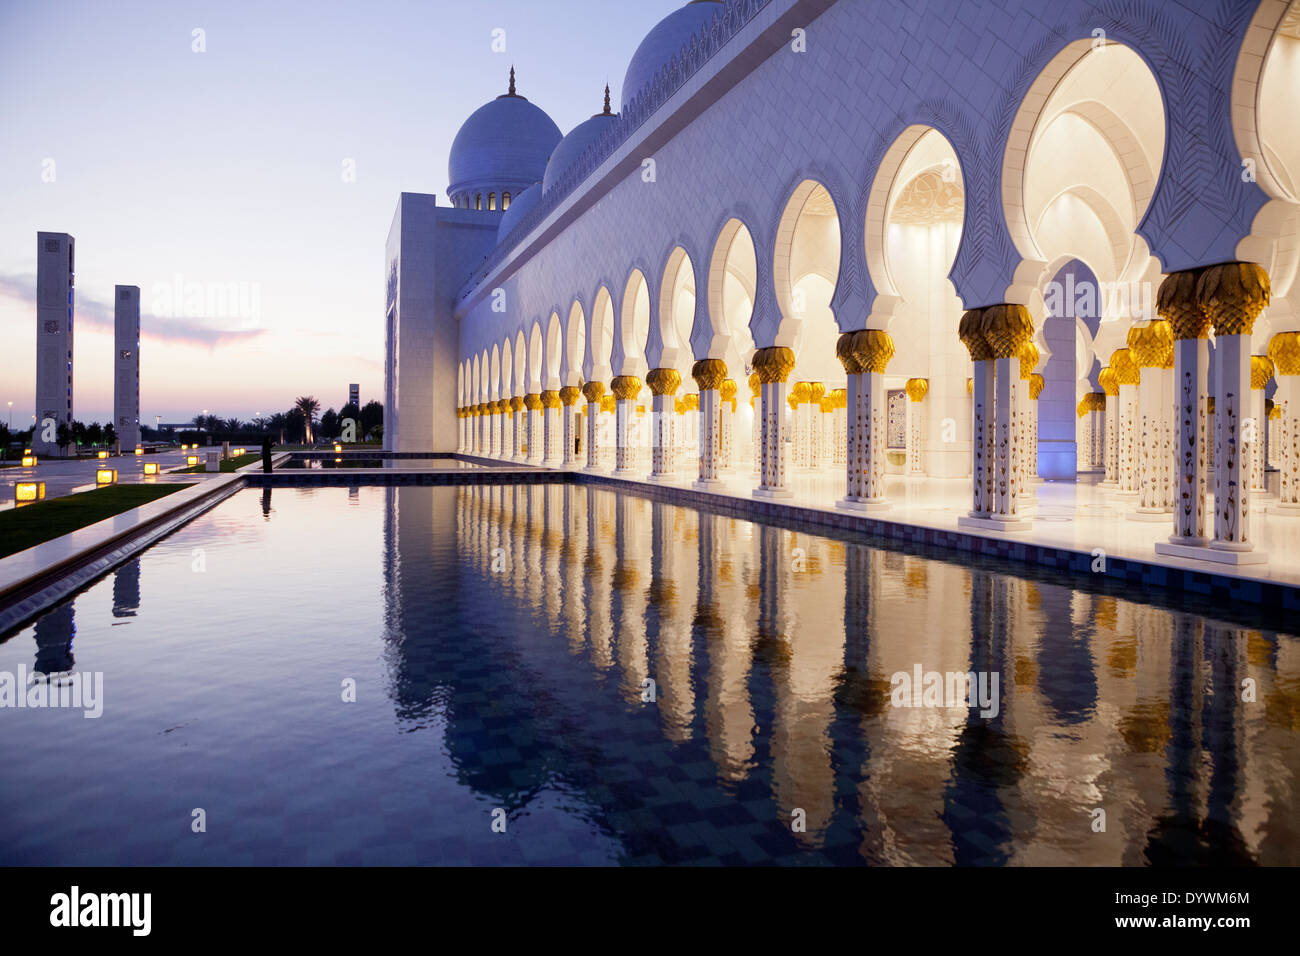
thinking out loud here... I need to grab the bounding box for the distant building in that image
[35,232,74,456]
[114,285,141,451]
[349,383,359,409]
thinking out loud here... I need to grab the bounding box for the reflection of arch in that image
[586,286,615,381]
[544,312,562,389]
[564,301,586,386]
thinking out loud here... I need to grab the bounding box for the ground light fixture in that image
[143,463,159,475]
[97,450,109,459]
[96,469,117,485]
[186,455,199,467]
[21,455,36,467]
[15,481,44,504]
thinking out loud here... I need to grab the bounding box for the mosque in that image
[384,0,1300,569]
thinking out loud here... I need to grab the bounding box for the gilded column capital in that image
[809,381,826,404]
[610,376,643,401]
[966,377,972,396]
[1077,393,1105,417]
[1196,261,1270,337]
[646,368,682,396]
[905,378,929,403]
[581,381,605,403]
[600,395,616,414]
[691,358,728,391]
[1207,396,1216,414]
[835,332,864,374]
[959,309,992,362]
[860,330,895,373]
[523,393,542,410]
[720,379,738,403]
[1157,269,1210,340]
[752,346,796,384]
[1019,341,1039,380]
[748,371,761,396]
[510,396,525,412]
[682,393,699,412]
[540,390,561,409]
[559,386,582,406]
[1098,367,1119,396]
[1029,373,1045,400]
[1268,332,1300,375]
[1127,321,1174,369]
[1251,355,1275,390]
[979,304,1034,360]
[791,381,812,405]
[1110,348,1140,386]
[830,387,847,409]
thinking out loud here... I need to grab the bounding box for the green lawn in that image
[171,453,260,474]
[0,483,192,559]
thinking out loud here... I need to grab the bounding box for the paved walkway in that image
[0,448,224,510]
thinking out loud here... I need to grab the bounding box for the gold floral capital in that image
[979,304,1034,360]
[523,393,542,411]
[1019,342,1040,381]
[1098,367,1119,396]
[510,396,525,412]
[611,376,643,401]
[691,358,728,391]
[600,395,616,414]
[905,378,929,403]
[646,368,682,396]
[1197,262,1270,337]
[720,379,738,403]
[559,386,582,406]
[1251,355,1274,390]
[752,347,796,384]
[791,381,813,405]
[581,382,605,403]
[1158,269,1210,340]
[541,390,562,409]
[1110,349,1140,386]
[1029,373,1045,400]
[1269,332,1300,376]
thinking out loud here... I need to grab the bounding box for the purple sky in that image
[0,0,686,426]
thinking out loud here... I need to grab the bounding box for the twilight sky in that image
[0,0,685,426]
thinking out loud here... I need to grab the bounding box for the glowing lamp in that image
[144,462,160,475]
[21,455,36,467]
[134,447,143,456]
[97,450,109,459]
[96,469,117,485]
[15,481,44,503]
[186,455,199,466]
[334,443,343,453]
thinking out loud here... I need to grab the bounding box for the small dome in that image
[497,183,543,243]
[622,0,723,110]
[448,69,562,205]
[543,87,619,194]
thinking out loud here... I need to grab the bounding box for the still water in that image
[1,484,1297,865]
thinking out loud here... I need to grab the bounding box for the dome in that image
[448,69,562,207]
[543,87,619,194]
[621,0,724,110]
[497,183,543,243]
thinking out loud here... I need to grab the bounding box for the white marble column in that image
[1113,349,1140,496]
[837,330,894,511]
[611,377,641,475]
[754,347,795,499]
[906,378,927,476]
[691,360,727,488]
[561,386,581,467]
[646,368,681,481]
[1250,356,1273,496]
[1271,333,1300,514]
[582,383,604,471]
[524,394,542,464]
[719,379,737,472]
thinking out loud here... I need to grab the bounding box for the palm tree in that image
[225,417,242,433]
[294,396,321,444]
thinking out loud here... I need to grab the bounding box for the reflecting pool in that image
[0,485,1297,865]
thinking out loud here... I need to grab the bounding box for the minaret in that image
[114,285,141,452]
[34,232,75,457]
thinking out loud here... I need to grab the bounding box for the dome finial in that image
[508,65,516,96]
[602,83,612,116]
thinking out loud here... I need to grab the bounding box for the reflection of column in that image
[692,359,726,487]
[612,496,649,702]
[582,382,604,471]
[540,390,561,465]
[1202,264,1270,556]
[1099,367,1119,484]
[1270,332,1300,514]
[698,512,754,781]
[650,502,695,742]
[906,378,928,476]
[837,330,894,511]
[1160,271,1211,545]
[646,368,681,481]
[719,379,737,472]
[33,603,75,675]
[960,310,995,518]
[560,386,581,466]
[1029,373,1044,480]
[1112,349,1140,496]
[112,559,141,618]
[1250,356,1273,495]
[753,347,795,498]
[456,408,465,453]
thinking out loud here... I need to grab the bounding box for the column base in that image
[753,486,795,501]
[692,479,726,492]
[958,514,1031,533]
[837,496,890,513]
[1167,534,1209,547]
[1155,541,1267,566]
[581,464,607,475]
[1270,502,1300,516]
[1127,508,1172,523]
[644,472,678,484]
[612,468,639,478]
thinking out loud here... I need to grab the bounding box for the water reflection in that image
[112,559,141,619]
[380,483,1300,864]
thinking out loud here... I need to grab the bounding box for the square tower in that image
[34,232,75,456]
[114,285,141,452]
